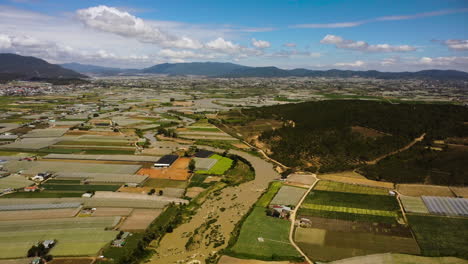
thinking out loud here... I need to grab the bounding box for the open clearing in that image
[397,184,455,197]
[119,209,162,231]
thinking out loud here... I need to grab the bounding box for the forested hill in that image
[0,53,86,81]
[235,100,468,177]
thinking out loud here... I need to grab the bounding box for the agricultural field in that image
[119,209,162,231]
[397,184,455,197]
[42,183,121,192]
[295,227,420,262]
[314,180,389,195]
[400,196,430,214]
[0,174,33,189]
[0,208,78,221]
[327,253,468,264]
[101,233,144,263]
[407,214,468,259]
[195,154,233,175]
[143,178,188,189]
[1,191,83,198]
[269,185,307,207]
[298,188,401,224]
[0,217,120,258]
[227,181,301,261]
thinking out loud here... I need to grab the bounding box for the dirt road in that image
[149,147,281,264]
[365,133,426,165]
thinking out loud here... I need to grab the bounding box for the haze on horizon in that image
[0,0,467,72]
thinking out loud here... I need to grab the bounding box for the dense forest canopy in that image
[237,101,468,178]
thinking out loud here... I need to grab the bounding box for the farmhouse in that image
[154,155,178,168]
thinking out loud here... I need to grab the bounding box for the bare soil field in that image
[0,208,79,221]
[286,173,317,187]
[119,209,162,231]
[232,143,250,149]
[218,256,294,264]
[450,187,468,198]
[185,187,205,198]
[397,184,455,197]
[297,216,413,237]
[172,157,190,169]
[92,207,133,217]
[318,171,394,189]
[117,186,152,194]
[137,167,190,181]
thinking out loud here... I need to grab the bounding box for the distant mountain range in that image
[1,53,467,82]
[0,54,86,82]
[62,61,468,80]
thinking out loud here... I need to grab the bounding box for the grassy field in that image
[223,159,255,185]
[228,207,302,261]
[407,214,468,259]
[314,180,389,195]
[188,174,211,188]
[0,217,119,258]
[195,154,233,175]
[101,233,144,262]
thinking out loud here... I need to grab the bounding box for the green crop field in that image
[187,174,211,188]
[188,127,220,132]
[228,207,302,261]
[314,181,389,195]
[101,233,144,262]
[408,214,468,259]
[195,154,233,175]
[299,189,400,224]
[143,178,188,189]
[400,196,430,214]
[256,181,282,207]
[43,184,120,192]
[0,229,118,259]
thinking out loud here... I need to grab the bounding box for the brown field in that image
[137,161,190,181]
[297,216,412,237]
[49,258,94,264]
[450,187,468,198]
[295,227,420,262]
[0,208,78,221]
[119,209,162,231]
[92,207,133,217]
[318,171,394,189]
[396,184,455,197]
[117,186,153,194]
[286,173,317,187]
[328,253,468,264]
[351,126,388,138]
[185,187,205,198]
[232,143,250,149]
[218,256,294,264]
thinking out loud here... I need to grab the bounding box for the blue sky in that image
[0,0,467,71]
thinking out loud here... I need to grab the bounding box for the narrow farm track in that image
[365,133,426,165]
[149,147,281,264]
[288,176,318,264]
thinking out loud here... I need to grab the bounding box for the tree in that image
[158,190,163,196]
[93,113,99,117]
[188,159,196,172]
[148,189,155,195]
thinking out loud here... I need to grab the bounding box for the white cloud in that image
[443,39,468,51]
[283,43,297,47]
[76,5,202,49]
[0,34,12,49]
[251,38,271,49]
[269,49,321,58]
[321,34,416,52]
[158,49,217,59]
[293,8,468,28]
[416,56,468,66]
[205,37,240,53]
[334,60,366,67]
